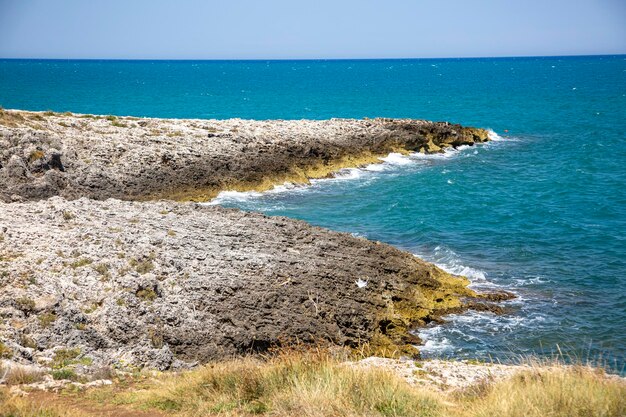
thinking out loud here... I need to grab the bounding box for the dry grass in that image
[0,351,623,417]
[0,390,78,417]
[0,363,45,386]
[98,349,442,417]
[457,365,625,417]
[0,109,27,127]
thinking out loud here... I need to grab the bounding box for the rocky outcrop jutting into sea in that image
[0,110,505,373]
[0,110,489,203]
[0,198,503,370]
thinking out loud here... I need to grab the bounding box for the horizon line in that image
[1,53,625,62]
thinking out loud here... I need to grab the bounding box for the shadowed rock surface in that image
[0,110,489,203]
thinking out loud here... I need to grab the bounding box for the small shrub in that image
[15,297,36,314]
[2,366,44,385]
[70,258,92,269]
[136,288,157,301]
[51,368,78,381]
[105,115,117,121]
[43,111,56,116]
[19,335,37,349]
[92,263,110,280]
[52,348,81,369]
[130,259,154,275]
[76,357,93,366]
[83,302,100,314]
[38,312,57,328]
[91,366,115,381]
[148,328,164,349]
[27,150,45,163]
[111,120,128,128]
[62,210,75,221]
[0,342,13,359]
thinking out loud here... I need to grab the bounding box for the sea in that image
[1,56,624,372]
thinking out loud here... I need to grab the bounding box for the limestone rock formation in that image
[0,110,490,203]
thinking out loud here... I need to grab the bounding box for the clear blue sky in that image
[1,0,625,59]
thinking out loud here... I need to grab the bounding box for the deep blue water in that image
[1,56,625,371]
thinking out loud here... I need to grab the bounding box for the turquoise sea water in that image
[1,56,625,371]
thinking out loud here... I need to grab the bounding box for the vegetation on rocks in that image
[0,342,12,359]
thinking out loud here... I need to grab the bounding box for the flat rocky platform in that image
[0,197,508,372]
[0,109,489,203]
[0,110,506,376]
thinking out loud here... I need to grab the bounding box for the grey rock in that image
[0,197,479,370]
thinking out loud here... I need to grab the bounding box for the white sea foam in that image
[487,129,503,141]
[411,149,457,160]
[512,276,550,287]
[206,190,263,205]
[363,163,386,172]
[423,245,489,283]
[485,129,521,145]
[448,310,547,331]
[207,181,303,206]
[379,152,413,165]
[327,167,363,180]
[411,243,542,358]
[418,327,454,354]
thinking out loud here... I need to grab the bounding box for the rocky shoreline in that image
[0,109,489,203]
[0,109,508,379]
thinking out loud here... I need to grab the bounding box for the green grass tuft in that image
[70,258,92,269]
[38,312,57,328]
